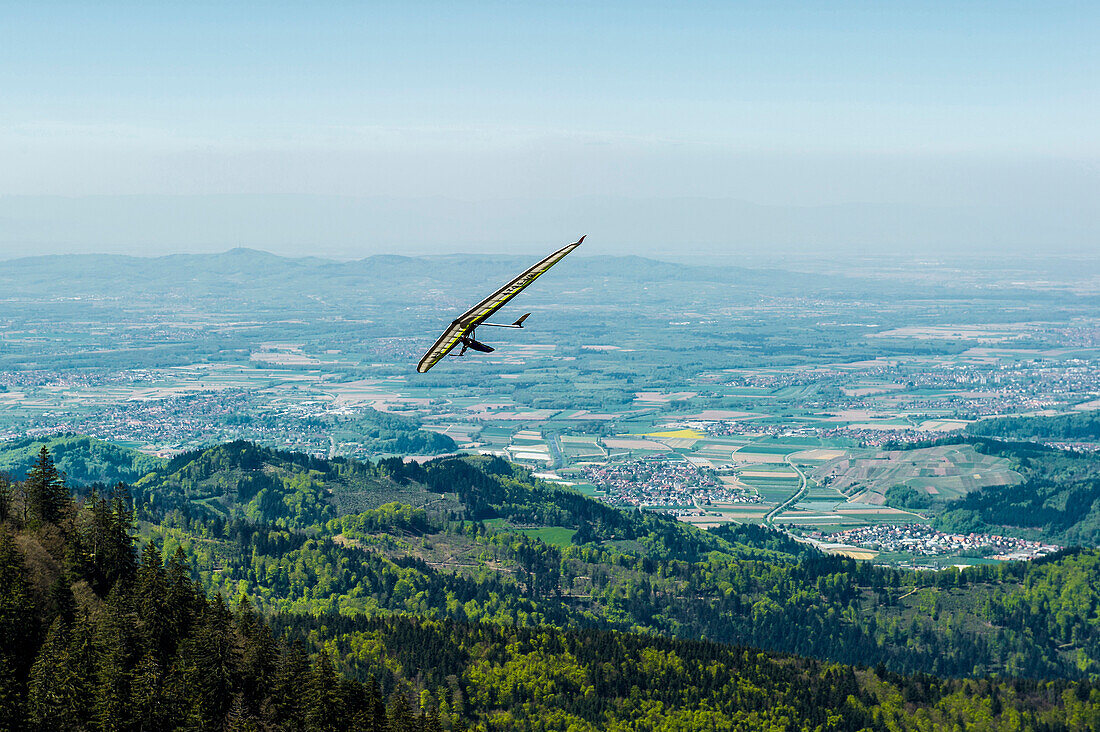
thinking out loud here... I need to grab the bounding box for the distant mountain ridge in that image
[0,245,1013,307]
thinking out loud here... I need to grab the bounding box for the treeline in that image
[133,444,746,563]
[129,441,445,530]
[418,455,743,561]
[967,410,1100,442]
[0,434,164,485]
[272,612,1100,732]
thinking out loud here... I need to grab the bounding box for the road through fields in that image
[764,454,808,526]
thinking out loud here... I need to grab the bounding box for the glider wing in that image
[416,235,584,373]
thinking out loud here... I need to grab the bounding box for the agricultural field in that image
[812,444,1022,505]
[558,434,605,460]
[1,250,1098,565]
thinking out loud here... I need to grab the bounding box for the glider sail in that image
[416,235,584,373]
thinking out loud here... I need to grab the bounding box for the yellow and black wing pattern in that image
[416,236,584,373]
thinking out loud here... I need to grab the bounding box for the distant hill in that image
[131,441,744,562]
[131,439,461,529]
[883,436,1100,545]
[933,439,1100,545]
[332,408,458,456]
[0,246,983,310]
[967,410,1100,443]
[0,434,163,485]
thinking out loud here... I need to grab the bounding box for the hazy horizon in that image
[2,2,1097,260]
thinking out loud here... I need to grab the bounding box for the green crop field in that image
[568,482,604,498]
[743,443,802,455]
[513,526,577,547]
[738,476,801,488]
[754,486,799,503]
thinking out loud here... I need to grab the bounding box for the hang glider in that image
[416,236,584,373]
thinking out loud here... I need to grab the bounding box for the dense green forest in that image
[6,437,1100,681]
[123,441,1100,677]
[0,434,164,485]
[967,411,1100,443]
[5,445,1100,730]
[884,484,935,510]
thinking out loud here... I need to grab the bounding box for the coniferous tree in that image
[108,483,137,582]
[135,541,171,661]
[267,642,310,730]
[304,655,344,732]
[0,655,24,732]
[0,530,35,730]
[71,487,136,595]
[131,651,169,732]
[0,475,12,523]
[235,596,276,715]
[25,446,66,527]
[363,676,389,732]
[189,594,239,728]
[27,619,83,731]
[166,545,197,643]
[91,603,132,732]
[47,574,76,627]
[226,692,262,732]
[387,692,416,732]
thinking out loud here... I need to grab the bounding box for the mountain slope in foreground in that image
[3,440,1100,729]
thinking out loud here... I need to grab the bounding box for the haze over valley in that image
[4,3,1100,730]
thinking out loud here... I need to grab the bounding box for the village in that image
[807,523,1061,560]
[581,455,758,507]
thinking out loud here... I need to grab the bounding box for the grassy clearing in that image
[569,483,605,498]
[738,476,801,489]
[693,447,742,461]
[561,445,605,459]
[755,485,799,504]
[513,526,577,547]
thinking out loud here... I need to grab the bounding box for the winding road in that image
[764,454,809,526]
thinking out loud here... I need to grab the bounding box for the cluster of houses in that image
[811,523,1060,560]
[582,456,748,507]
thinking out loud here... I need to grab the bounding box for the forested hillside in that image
[4,445,1100,730]
[967,411,1100,443]
[901,438,1100,545]
[0,434,164,485]
[4,438,1099,681]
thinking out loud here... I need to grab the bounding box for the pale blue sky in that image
[1,2,1097,256]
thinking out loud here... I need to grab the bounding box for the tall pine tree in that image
[25,446,67,526]
[0,531,35,729]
